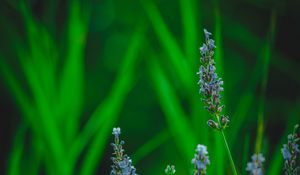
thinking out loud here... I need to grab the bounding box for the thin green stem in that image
[221,130,238,175]
[216,115,238,175]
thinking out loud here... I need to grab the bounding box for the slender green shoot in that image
[216,115,238,175]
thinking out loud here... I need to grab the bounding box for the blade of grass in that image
[255,10,277,153]
[21,56,70,174]
[8,125,26,175]
[224,17,269,144]
[18,3,70,174]
[241,134,250,175]
[142,2,208,161]
[140,0,193,93]
[0,58,47,175]
[183,0,208,145]
[59,0,89,143]
[77,26,145,175]
[0,58,36,130]
[229,51,263,144]
[147,55,197,163]
[19,2,57,108]
[179,0,197,65]
[13,39,69,175]
[255,112,264,153]
[27,137,44,175]
[132,129,171,164]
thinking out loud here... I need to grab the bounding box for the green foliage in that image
[1,0,300,175]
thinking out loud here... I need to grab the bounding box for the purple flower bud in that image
[220,116,230,129]
[204,29,212,40]
[207,119,220,130]
[207,39,216,49]
[199,44,208,56]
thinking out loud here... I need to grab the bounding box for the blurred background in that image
[1,0,300,174]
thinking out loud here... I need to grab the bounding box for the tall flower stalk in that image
[281,124,299,175]
[197,29,238,175]
[110,127,137,175]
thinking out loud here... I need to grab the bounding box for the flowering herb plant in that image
[108,29,299,175]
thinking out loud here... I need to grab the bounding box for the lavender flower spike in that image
[246,153,265,175]
[191,144,210,175]
[197,29,229,130]
[110,127,137,175]
[165,165,176,175]
[281,124,300,175]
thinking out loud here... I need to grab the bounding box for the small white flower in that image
[112,127,121,136]
[196,144,208,156]
[204,29,212,39]
[165,165,176,175]
[246,153,265,175]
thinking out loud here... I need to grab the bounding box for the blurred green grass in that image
[1,0,300,175]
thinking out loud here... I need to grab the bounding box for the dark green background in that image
[1,0,300,174]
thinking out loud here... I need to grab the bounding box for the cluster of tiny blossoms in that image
[110,127,137,175]
[246,153,265,175]
[197,29,229,130]
[191,144,210,175]
[281,124,300,175]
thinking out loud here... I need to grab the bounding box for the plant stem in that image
[216,115,238,175]
[221,130,238,175]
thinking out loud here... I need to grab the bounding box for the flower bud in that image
[220,115,230,129]
[207,119,220,130]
